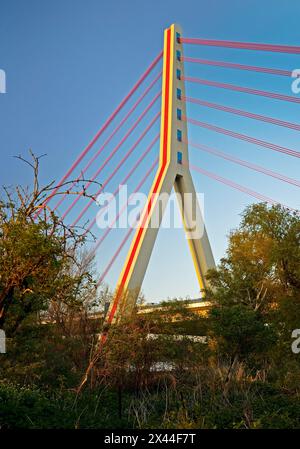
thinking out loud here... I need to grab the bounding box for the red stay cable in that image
[62,93,160,222]
[53,71,162,212]
[35,51,163,216]
[86,133,160,233]
[70,111,160,226]
[189,163,298,212]
[180,37,300,54]
[184,116,300,159]
[96,158,158,286]
[182,76,300,104]
[188,140,300,188]
[182,56,291,77]
[183,96,300,131]
[87,157,158,264]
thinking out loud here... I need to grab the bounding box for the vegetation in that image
[0,155,300,429]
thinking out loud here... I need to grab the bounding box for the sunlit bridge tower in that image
[105,24,216,326]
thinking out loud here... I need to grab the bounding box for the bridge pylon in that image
[105,24,215,325]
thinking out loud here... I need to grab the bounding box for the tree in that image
[0,151,109,388]
[210,305,276,368]
[206,203,300,384]
[0,151,101,335]
[206,203,300,314]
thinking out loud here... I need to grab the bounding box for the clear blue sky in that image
[1,0,299,301]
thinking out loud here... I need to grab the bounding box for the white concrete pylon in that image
[105,24,216,325]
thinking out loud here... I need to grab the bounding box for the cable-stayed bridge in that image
[36,24,300,332]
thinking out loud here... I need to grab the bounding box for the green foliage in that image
[209,305,276,361]
[0,153,100,335]
[97,301,209,393]
[207,203,300,311]
[0,383,131,429]
[206,203,300,382]
[1,172,300,430]
[0,207,95,335]
[0,155,103,389]
[1,380,299,429]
